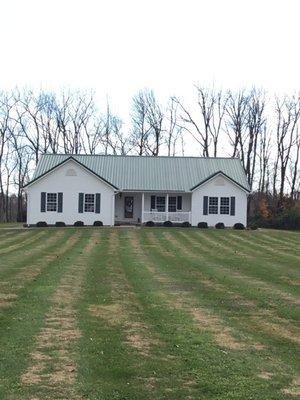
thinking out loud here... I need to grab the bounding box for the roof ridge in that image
[41,153,239,160]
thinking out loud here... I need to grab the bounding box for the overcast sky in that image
[1,0,300,135]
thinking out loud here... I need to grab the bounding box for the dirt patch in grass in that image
[251,316,300,345]
[21,231,98,397]
[0,293,18,308]
[190,306,245,350]
[280,276,300,287]
[282,376,300,397]
[258,371,274,380]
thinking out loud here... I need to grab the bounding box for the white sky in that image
[1,0,300,148]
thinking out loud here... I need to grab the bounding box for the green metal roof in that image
[29,154,250,192]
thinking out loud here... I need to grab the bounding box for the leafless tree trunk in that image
[274,94,300,202]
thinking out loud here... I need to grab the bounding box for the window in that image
[209,197,218,214]
[220,197,230,214]
[168,196,177,212]
[47,193,57,211]
[84,194,95,212]
[156,196,166,212]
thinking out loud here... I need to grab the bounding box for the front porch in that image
[114,192,192,225]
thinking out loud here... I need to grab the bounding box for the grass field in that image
[0,227,299,399]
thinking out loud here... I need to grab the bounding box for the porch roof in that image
[29,154,250,192]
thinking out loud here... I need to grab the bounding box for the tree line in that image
[0,86,299,225]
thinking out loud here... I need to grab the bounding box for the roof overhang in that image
[190,171,250,193]
[23,156,119,190]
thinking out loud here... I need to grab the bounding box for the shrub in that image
[93,221,103,226]
[163,220,173,227]
[55,221,66,227]
[273,208,300,230]
[233,223,245,230]
[74,221,84,227]
[182,221,191,228]
[215,222,225,229]
[197,222,208,229]
[145,221,155,227]
[36,221,47,227]
[23,223,29,228]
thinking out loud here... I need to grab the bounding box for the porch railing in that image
[142,211,191,223]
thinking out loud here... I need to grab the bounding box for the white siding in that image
[26,160,115,226]
[191,174,248,227]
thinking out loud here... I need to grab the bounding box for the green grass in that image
[0,227,299,399]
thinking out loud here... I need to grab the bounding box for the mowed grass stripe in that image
[190,230,300,299]
[142,230,262,349]
[146,229,300,356]
[137,229,294,399]
[21,230,99,400]
[223,231,300,269]
[0,230,28,245]
[176,229,299,302]
[0,230,48,256]
[0,230,78,309]
[77,230,168,399]
[0,229,66,283]
[0,229,85,400]
[168,229,300,323]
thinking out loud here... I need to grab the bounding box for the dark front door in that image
[124,196,134,218]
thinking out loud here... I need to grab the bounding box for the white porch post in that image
[141,192,145,224]
[166,193,169,221]
[111,193,115,226]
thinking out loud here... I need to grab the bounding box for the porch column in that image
[111,193,115,226]
[141,192,145,223]
[166,193,169,221]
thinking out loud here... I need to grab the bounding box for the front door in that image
[124,196,134,218]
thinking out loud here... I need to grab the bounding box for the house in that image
[24,154,250,227]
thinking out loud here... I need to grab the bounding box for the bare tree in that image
[174,86,227,157]
[130,89,164,156]
[273,94,300,201]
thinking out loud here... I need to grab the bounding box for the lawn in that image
[0,227,299,399]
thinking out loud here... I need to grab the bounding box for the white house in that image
[24,154,250,227]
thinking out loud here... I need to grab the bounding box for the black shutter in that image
[58,192,63,213]
[177,196,182,210]
[41,192,46,212]
[203,196,208,215]
[151,195,156,210]
[95,193,101,213]
[230,196,236,216]
[78,193,84,213]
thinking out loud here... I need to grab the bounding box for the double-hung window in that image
[47,193,57,211]
[208,197,218,214]
[84,194,95,212]
[220,197,230,214]
[168,196,177,212]
[156,196,166,212]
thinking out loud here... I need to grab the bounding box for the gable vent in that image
[215,177,225,186]
[65,168,77,176]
